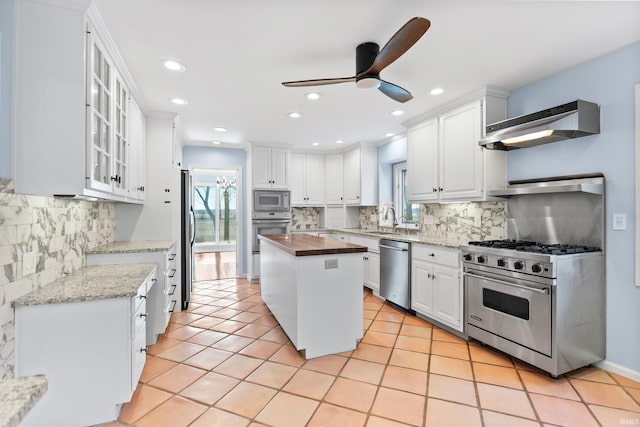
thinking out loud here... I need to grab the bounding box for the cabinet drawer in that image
[131,329,147,392]
[412,244,459,267]
[348,235,379,252]
[132,298,147,337]
[131,281,148,313]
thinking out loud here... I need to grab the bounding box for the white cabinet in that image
[172,117,184,169]
[406,92,508,202]
[343,146,377,206]
[407,119,438,201]
[291,153,324,205]
[13,2,145,202]
[253,146,289,189]
[411,244,463,331]
[325,154,344,204]
[86,244,177,345]
[128,97,146,201]
[15,269,156,427]
[348,234,381,295]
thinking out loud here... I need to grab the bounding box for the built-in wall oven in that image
[252,190,291,254]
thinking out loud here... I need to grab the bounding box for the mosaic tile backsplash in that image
[291,207,321,230]
[0,179,115,379]
[419,201,507,245]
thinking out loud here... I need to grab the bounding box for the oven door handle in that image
[465,272,550,295]
[252,219,291,224]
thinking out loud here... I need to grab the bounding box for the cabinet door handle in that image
[111,175,118,182]
[138,294,147,300]
[168,269,176,278]
[439,187,443,191]
[139,348,147,353]
[166,284,177,296]
[139,313,147,319]
[151,278,158,282]
[433,187,437,192]
[169,300,177,312]
[168,254,176,261]
[427,273,431,279]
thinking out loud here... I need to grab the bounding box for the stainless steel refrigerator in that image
[180,170,195,310]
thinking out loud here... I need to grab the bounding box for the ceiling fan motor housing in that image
[356,42,380,88]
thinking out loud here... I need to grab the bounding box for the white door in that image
[290,153,306,204]
[439,100,482,200]
[407,119,438,202]
[343,148,361,204]
[270,148,289,188]
[411,259,434,315]
[325,154,344,204]
[253,147,273,188]
[305,154,324,204]
[432,264,462,330]
[366,252,380,293]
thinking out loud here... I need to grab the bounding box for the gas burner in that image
[468,240,538,249]
[517,244,600,255]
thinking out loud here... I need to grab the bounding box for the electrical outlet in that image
[612,213,627,231]
[23,251,36,275]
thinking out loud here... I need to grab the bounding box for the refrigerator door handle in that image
[189,207,196,245]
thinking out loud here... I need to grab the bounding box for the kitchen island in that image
[259,233,367,358]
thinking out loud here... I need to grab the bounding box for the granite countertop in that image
[0,376,47,427]
[86,240,175,254]
[307,228,460,249]
[259,233,368,257]
[12,264,157,307]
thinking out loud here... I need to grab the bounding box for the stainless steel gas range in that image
[462,174,606,377]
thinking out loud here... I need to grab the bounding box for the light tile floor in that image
[96,278,640,427]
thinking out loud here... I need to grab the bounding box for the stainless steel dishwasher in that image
[379,239,411,310]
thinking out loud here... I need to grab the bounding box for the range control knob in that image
[477,255,487,264]
[497,258,507,267]
[463,254,473,261]
[514,261,525,270]
[531,263,543,273]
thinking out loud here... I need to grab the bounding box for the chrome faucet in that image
[389,207,397,233]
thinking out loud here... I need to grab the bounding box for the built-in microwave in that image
[253,190,291,213]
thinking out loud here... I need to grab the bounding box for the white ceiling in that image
[94,0,640,152]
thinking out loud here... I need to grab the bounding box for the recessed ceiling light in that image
[385,133,395,137]
[288,112,301,119]
[170,98,188,105]
[211,141,221,145]
[336,140,344,144]
[306,92,321,100]
[430,87,444,95]
[162,60,186,72]
[390,110,405,116]
[213,127,228,132]
[311,142,319,146]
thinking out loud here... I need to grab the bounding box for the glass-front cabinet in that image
[86,21,139,199]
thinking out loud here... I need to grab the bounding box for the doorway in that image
[191,167,240,281]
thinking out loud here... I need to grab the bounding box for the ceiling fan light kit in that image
[282,17,430,103]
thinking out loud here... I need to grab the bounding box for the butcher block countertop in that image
[259,233,368,257]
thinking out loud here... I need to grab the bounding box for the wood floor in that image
[194,252,236,281]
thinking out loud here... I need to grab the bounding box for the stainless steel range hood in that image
[488,173,604,197]
[479,100,600,150]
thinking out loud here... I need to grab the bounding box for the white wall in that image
[507,42,640,376]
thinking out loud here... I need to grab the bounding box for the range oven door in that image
[252,219,290,253]
[465,267,553,356]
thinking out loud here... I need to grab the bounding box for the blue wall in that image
[0,0,15,178]
[182,146,247,274]
[507,42,640,374]
[377,137,407,202]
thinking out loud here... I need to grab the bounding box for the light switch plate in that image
[324,259,338,269]
[612,213,627,231]
[23,251,36,275]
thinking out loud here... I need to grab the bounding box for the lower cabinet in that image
[363,251,380,295]
[15,270,156,427]
[411,244,463,331]
[86,245,177,345]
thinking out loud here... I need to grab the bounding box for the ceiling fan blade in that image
[365,17,430,75]
[378,80,413,103]
[282,76,357,87]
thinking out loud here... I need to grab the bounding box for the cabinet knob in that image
[427,273,431,279]
[432,187,437,192]
[111,175,118,182]
[139,313,148,319]
[139,295,147,300]
[139,348,147,353]
[439,187,443,192]
[429,253,435,257]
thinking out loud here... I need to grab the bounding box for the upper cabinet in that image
[253,147,290,189]
[343,145,377,206]
[324,154,344,204]
[406,88,509,203]
[291,153,324,206]
[13,2,145,202]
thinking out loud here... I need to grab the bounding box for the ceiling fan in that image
[282,17,431,103]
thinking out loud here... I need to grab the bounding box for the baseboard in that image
[596,359,640,383]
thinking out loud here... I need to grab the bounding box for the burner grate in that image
[468,240,601,254]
